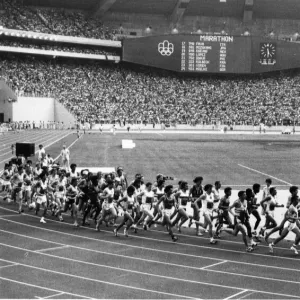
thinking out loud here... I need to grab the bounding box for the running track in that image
[0,130,74,173]
[0,130,300,299]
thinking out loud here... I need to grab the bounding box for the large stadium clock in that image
[259,43,276,65]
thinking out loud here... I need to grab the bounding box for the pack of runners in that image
[0,161,299,255]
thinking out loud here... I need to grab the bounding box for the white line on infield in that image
[238,164,293,186]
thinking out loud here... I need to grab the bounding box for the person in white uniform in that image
[60,145,70,171]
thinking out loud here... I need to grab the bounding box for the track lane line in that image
[0,255,198,300]
[223,290,249,300]
[1,243,299,299]
[146,227,285,251]
[0,263,19,269]
[36,245,69,253]
[201,261,228,270]
[0,210,299,270]
[2,238,299,286]
[0,131,57,157]
[1,224,300,287]
[238,164,293,186]
[0,131,56,153]
[0,276,91,299]
[42,292,65,299]
[0,228,220,271]
[0,131,73,174]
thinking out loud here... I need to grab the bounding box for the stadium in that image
[0,0,300,299]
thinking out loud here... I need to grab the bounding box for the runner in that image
[115,186,137,237]
[221,190,254,252]
[194,184,217,244]
[269,195,300,254]
[155,185,178,242]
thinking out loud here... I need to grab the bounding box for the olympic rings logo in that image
[158,40,174,56]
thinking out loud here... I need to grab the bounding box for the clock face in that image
[260,43,276,59]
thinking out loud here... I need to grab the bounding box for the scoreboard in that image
[122,34,300,74]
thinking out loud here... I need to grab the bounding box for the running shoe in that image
[252,231,257,236]
[154,224,157,228]
[178,226,182,233]
[269,243,274,253]
[73,221,79,227]
[251,240,258,247]
[290,245,298,255]
[96,225,100,231]
[124,228,128,237]
[114,229,118,237]
[214,234,221,239]
[196,231,203,236]
[246,247,254,252]
[188,219,193,228]
[210,238,217,244]
[40,217,46,224]
[205,229,209,233]
[131,224,137,229]
[172,236,178,242]
[59,217,64,222]
[143,224,149,231]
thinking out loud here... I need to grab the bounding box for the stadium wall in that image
[12,97,54,122]
[0,80,17,122]
[54,100,76,127]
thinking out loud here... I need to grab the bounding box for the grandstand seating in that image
[253,0,300,20]
[23,0,98,10]
[185,0,244,18]
[108,0,177,15]
[1,53,300,126]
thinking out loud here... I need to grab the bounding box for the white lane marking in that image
[239,291,256,299]
[53,134,82,162]
[201,260,228,270]
[36,245,69,253]
[148,227,286,251]
[0,255,197,299]
[1,227,300,287]
[1,244,299,299]
[223,290,249,300]
[0,131,56,154]
[0,263,19,269]
[41,292,65,299]
[0,210,299,269]
[0,131,73,173]
[0,214,22,218]
[0,228,219,271]
[238,164,293,186]
[0,276,91,299]
[0,131,56,157]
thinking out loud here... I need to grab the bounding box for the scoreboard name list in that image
[181,35,234,72]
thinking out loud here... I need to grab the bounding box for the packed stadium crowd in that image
[0,39,119,56]
[0,152,299,254]
[0,0,118,40]
[1,54,300,125]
